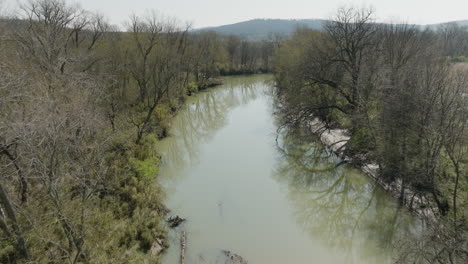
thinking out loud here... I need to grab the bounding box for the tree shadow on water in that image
[273,126,424,263]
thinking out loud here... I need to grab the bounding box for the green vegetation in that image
[2,1,467,263]
[273,7,468,263]
[0,0,275,263]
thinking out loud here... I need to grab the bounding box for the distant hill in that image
[194,19,329,40]
[194,19,468,40]
[424,20,468,29]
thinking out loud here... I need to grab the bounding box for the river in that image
[158,74,423,264]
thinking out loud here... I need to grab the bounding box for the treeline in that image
[274,7,468,263]
[0,0,274,263]
[191,32,277,78]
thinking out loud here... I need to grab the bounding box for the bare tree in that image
[127,12,190,143]
[444,66,468,223]
[322,7,379,112]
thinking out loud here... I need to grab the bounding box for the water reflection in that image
[159,75,423,264]
[274,127,423,263]
[159,75,272,182]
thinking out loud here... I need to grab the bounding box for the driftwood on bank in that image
[150,238,165,256]
[180,231,186,264]
[308,118,437,221]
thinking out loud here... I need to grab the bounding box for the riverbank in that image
[158,75,421,264]
[307,118,437,221]
[155,74,261,259]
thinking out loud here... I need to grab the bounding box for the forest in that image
[0,0,274,263]
[1,0,468,263]
[273,7,468,263]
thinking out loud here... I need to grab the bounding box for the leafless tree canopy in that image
[0,0,277,263]
[274,7,468,263]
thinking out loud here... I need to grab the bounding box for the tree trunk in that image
[0,182,29,259]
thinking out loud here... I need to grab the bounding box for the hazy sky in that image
[3,0,468,28]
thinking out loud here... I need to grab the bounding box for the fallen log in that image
[180,231,186,264]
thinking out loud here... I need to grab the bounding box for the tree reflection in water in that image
[274,127,424,263]
[158,75,424,264]
[159,75,272,183]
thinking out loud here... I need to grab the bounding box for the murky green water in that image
[158,75,422,264]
